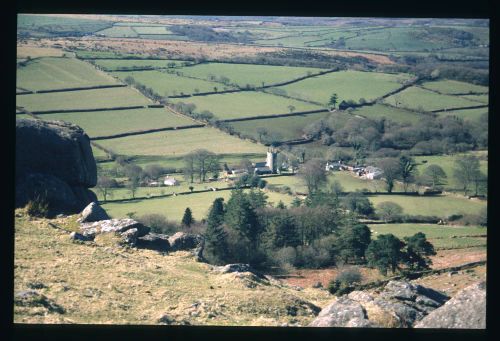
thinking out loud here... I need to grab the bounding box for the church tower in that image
[266,148,278,173]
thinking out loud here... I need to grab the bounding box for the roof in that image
[254,161,267,168]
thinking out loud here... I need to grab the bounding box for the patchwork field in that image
[95,26,139,38]
[420,79,488,95]
[383,86,480,112]
[275,70,412,105]
[368,223,486,250]
[111,70,233,97]
[179,63,324,87]
[170,91,324,120]
[367,194,486,218]
[228,111,333,141]
[35,108,196,137]
[96,127,268,157]
[102,189,294,221]
[16,57,118,91]
[352,104,422,124]
[91,59,188,71]
[16,87,151,112]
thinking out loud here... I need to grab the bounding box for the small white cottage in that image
[164,176,179,186]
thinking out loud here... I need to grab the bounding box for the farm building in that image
[325,161,344,171]
[164,176,180,186]
[361,166,383,180]
[253,149,278,175]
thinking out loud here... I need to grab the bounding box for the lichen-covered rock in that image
[347,291,374,303]
[14,290,65,314]
[217,263,252,274]
[16,118,97,214]
[121,228,139,246]
[309,297,373,327]
[414,281,486,329]
[69,231,94,242]
[79,202,109,223]
[136,233,170,252]
[168,232,204,259]
[80,219,150,238]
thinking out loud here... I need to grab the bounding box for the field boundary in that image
[90,123,206,141]
[26,105,148,115]
[430,104,488,113]
[219,109,330,123]
[16,84,127,95]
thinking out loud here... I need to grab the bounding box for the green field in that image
[414,153,488,191]
[101,189,294,221]
[459,94,488,104]
[96,126,268,157]
[368,223,486,249]
[16,57,118,91]
[170,92,323,120]
[111,70,232,97]
[36,108,196,137]
[179,63,324,87]
[228,111,333,141]
[368,194,486,218]
[16,87,151,112]
[437,108,488,121]
[351,104,423,124]
[18,14,112,38]
[131,26,173,34]
[275,71,412,105]
[92,59,188,71]
[420,79,488,95]
[95,26,139,37]
[383,86,480,112]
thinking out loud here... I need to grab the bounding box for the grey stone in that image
[121,228,139,245]
[69,231,94,242]
[79,202,110,223]
[347,291,375,303]
[80,219,150,238]
[16,118,97,214]
[217,263,252,274]
[414,281,486,329]
[168,232,204,259]
[309,297,371,327]
[14,290,65,314]
[136,233,170,252]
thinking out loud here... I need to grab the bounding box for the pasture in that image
[367,194,486,218]
[420,79,488,95]
[111,70,232,97]
[170,91,323,120]
[17,46,66,58]
[96,126,268,157]
[101,189,294,221]
[16,57,118,91]
[16,87,151,112]
[382,86,479,112]
[131,26,173,35]
[228,111,333,141]
[352,103,422,124]
[275,70,412,105]
[36,108,196,137]
[179,63,324,87]
[95,26,139,38]
[368,223,486,250]
[92,59,188,71]
[437,107,488,121]
[414,153,488,191]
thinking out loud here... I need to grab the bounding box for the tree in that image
[328,93,338,110]
[298,159,327,195]
[376,201,404,222]
[256,128,268,143]
[288,105,296,113]
[377,158,401,193]
[330,180,344,198]
[403,232,436,271]
[204,198,228,264]
[123,164,143,182]
[127,177,139,199]
[182,207,194,227]
[453,155,481,196]
[183,152,196,183]
[225,190,263,248]
[366,234,405,275]
[143,164,164,180]
[423,164,447,190]
[335,224,372,264]
[472,171,487,196]
[342,192,374,216]
[264,213,301,249]
[398,156,417,192]
[189,186,194,192]
[96,175,117,202]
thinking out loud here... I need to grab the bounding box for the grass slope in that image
[420,80,488,95]
[92,59,187,71]
[14,211,331,325]
[352,104,422,124]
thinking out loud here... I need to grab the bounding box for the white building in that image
[164,176,179,186]
[362,166,383,180]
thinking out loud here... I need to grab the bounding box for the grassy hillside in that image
[92,59,187,71]
[14,210,331,325]
[420,80,488,95]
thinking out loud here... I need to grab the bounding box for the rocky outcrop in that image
[80,218,150,239]
[78,202,110,223]
[16,119,97,215]
[414,281,486,329]
[310,280,450,328]
[136,233,170,252]
[168,232,204,259]
[216,263,252,274]
[14,290,65,314]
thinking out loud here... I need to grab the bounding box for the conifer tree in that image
[181,207,194,227]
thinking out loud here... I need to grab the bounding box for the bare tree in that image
[298,159,327,195]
